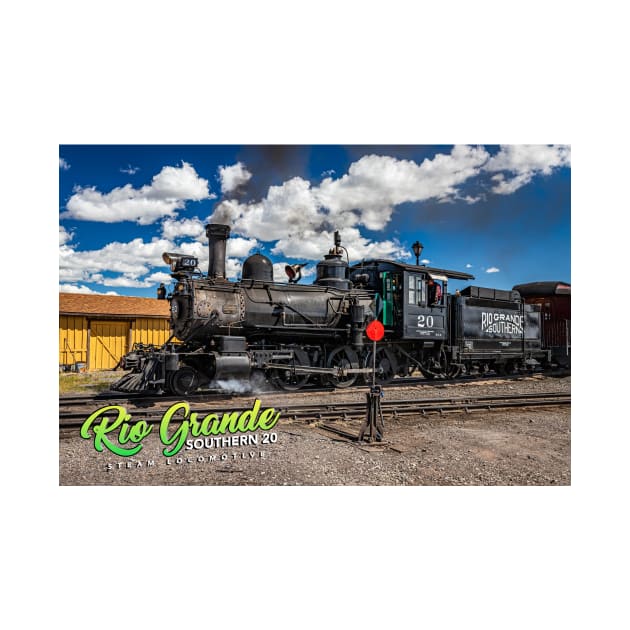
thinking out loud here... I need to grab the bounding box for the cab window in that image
[408,275,426,306]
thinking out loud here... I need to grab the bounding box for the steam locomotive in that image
[112,223,570,395]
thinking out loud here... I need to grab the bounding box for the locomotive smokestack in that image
[205,223,231,279]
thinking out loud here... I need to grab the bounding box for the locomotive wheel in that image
[446,363,462,379]
[270,348,310,391]
[168,367,201,396]
[327,346,359,388]
[363,347,397,385]
[419,349,458,380]
[495,360,515,376]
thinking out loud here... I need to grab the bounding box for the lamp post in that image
[412,240,424,266]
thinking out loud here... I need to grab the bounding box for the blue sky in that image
[59,145,570,298]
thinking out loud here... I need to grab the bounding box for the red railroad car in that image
[512,281,571,368]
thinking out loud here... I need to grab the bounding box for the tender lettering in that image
[481,311,524,335]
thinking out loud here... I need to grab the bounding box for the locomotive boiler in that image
[113,224,375,395]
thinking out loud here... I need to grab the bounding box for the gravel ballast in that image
[59,375,570,486]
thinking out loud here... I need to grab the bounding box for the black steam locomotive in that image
[112,223,568,395]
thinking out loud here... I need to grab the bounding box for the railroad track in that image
[59,372,561,410]
[59,391,570,429]
[317,391,570,441]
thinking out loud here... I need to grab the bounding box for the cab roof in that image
[350,259,475,281]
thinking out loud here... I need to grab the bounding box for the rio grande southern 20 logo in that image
[481,311,524,335]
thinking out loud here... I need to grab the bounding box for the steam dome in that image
[242,253,274,282]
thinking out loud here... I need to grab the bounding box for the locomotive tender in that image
[113,223,565,395]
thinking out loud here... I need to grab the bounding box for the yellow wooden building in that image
[59,293,171,371]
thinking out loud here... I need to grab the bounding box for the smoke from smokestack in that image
[211,199,240,226]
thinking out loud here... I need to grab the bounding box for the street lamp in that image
[412,240,424,266]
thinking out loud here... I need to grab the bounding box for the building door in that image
[89,320,130,370]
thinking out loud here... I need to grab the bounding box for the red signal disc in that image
[366,320,385,341]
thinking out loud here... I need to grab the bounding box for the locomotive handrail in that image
[273,302,319,325]
[249,324,350,331]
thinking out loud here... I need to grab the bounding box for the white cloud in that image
[59,236,174,283]
[61,232,269,288]
[211,146,570,250]
[485,145,570,194]
[208,146,499,260]
[99,275,156,288]
[271,226,409,262]
[59,145,571,293]
[59,236,202,289]
[161,218,258,252]
[490,174,532,195]
[226,236,258,259]
[213,177,321,242]
[421,258,431,264]
[59,226,73,245]
[210,176,412,262]
[219,162,252,194]
[59,284,118,295]
[162,217,205,240]
[96,273,175,288]
[120,165,140,175]
[150,162,210,199]
[146,271,173,284]
[316,146,491,229]
[59,158,70,170]
[225,258,242,280]
[62,162,214,224]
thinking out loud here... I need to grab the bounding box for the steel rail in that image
[59,372,565,409]
[60,391,570,428]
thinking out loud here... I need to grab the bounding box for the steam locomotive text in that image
[481,312,524,335]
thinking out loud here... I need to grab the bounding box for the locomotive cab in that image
[350,260,455,342]
[402,271,448,341]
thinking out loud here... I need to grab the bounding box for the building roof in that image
[59,293,171,317]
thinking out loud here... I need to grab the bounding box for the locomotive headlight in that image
[162,252,198,272]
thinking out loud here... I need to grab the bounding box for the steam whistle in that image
[330,230,343,256]
[285,263,307,284]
